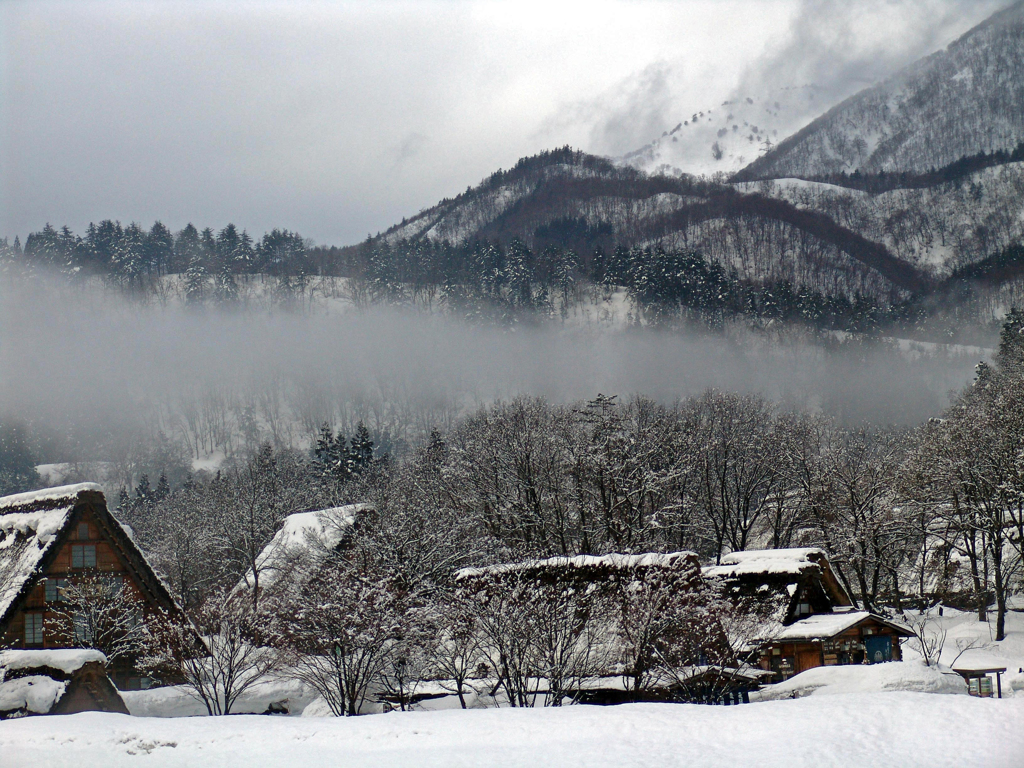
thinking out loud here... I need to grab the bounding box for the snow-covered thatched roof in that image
[703,548,851,608]
[0,649,107,676]
[701,548,853,643]
[234,504,369,604]
[455,551,700,582]
[702,548,828,580]
[0,484,103,624]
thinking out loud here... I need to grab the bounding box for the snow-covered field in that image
[2,693,1021,767]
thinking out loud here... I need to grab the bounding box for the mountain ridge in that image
[734,0,1024,181]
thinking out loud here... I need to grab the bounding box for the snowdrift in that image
[755,660,967,701]
[1,693,1021,768]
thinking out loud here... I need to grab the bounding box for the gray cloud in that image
[393,133,430,170]
[542,61,678,157]
[732,0,1012,131]
[0,0,1014,248]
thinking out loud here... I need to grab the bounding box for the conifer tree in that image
[350,422,374,470]
[184,256,208,304]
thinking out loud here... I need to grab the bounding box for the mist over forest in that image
[0,270,984,487]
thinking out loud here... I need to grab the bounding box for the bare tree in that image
[795,422,913,610]
[471,573,542,708]
[144,594,282,716]
[281,561,407,716]
[430,593,486,709]
[614,565,724,699]
[46,573,151,665]
[690,391,794,561]
[905,610,947,667]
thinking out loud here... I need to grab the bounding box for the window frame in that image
[71,543,97,569]
[24,612,44,646]
[44,577,68,603]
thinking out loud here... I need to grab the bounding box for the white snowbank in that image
[0,675,67,715]
[1,693,1022,767]
[0,649,107,676]
[901,607,1024,694]
[754,661,967,701]
[121,676,319,718]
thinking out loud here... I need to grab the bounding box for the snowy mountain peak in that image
[734,1,1024,181]
[614,86,825,179]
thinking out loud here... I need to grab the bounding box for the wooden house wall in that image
[759,618,907,680]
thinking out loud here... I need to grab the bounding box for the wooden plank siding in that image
[760,617,908,681]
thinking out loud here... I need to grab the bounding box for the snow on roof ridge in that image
[773,611,912,641]
[236,503,367,595]
[0,482,103,512]
[455,551,699,581]
[286,502,370,520]
[0,649,107,675]
[719,548,826,565]
[703,548,827,580]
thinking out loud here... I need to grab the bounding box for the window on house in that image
[73,613,94,644]
[796,602,811,616]
[77,523,90,540]
[24,612,44,645]
[45,578,68,602]
[71,544,97,569]
[102,574,124,596]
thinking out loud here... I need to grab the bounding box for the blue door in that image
[865,636,892,663]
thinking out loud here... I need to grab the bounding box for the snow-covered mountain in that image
[735,1,1024,180]
[379,148,926,302]
[614,86,825,179]
[375,2,1024,308]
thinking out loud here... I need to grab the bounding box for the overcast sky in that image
[0,0,1009,246]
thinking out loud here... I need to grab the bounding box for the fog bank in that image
[0,278,985,464]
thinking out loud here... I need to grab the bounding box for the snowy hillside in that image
[616,86,825,179]
[736,1,1024,180]
[734,161,1024,275]
[376,149,926,302]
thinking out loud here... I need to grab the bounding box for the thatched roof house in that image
[0,484,185,689]
[231,504,370,612]
[703,548,910,681]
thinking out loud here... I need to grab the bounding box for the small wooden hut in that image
[760,610,914,679]
[0,649,129,719]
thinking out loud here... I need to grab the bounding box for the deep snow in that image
[1,693,1021,767]
[753,660,967,700]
